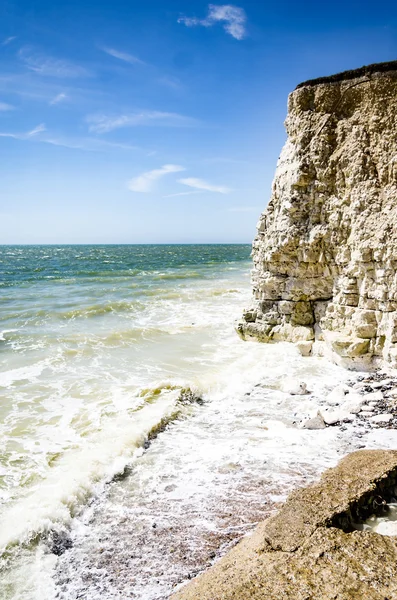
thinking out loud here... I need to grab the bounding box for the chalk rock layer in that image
[173,450,397,600]
[238,62,397,368]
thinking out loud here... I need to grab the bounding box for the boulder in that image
[365,391,384,402]
[340,392,365,414]
[280,380,308,395]
[294,341,313,357]
[173,450,397,600]
[326,384,350,405]
[371,379,392,388]
[370,413,394,424]
[300,412,326,430]
[320,408,355,425]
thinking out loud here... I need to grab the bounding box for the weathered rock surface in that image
[173,450,397,600]
[238,61,397,368]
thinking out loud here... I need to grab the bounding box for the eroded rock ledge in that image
[238,61,397,368]
[173,450,397,600]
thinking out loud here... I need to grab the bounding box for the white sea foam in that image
[0,360,50,387]
[0,389,180,552]
[1,247,390,600]
[0,329,340,559]
[48,346,358,600]
[1,337,354,600]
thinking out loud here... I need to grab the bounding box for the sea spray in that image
[2,245,393,599]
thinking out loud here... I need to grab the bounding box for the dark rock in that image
[49,530,73,556]
[177,388,205,406]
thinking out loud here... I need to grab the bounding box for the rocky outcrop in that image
[173,450,397,600]
[238,62,397,368]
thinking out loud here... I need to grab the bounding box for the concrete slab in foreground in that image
[173,450,397,600]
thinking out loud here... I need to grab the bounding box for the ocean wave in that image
[0,385,191,555]
[0,329,18,342]
[0,301,144,325]
[152,271,203,281]
[59,327,171,348]
[0,361,50,388]
[208,288,241,296]
[61,301,143,320]
[138,289,182,298]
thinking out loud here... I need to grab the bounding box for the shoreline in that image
[3,345,397,598]
[171,366,397,598]
[173,448,397,599]
[4,316,397,600]
[50,356,397,599]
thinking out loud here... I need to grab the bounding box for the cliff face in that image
[238,63,397,368]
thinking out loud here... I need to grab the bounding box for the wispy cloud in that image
[2,36,16,46]
[87,111,198,134]
[19,48,90,78]
[0,125,140,152]
[178,4,247,40]
[40,136,140,152]
[0,132,20,140]
[50,92,67,105]
[0,102,14,111]
[163,190,203,198]
[178,177,231,194]
[102,47,145,65]
[28,123,46,136]
[0,73,102,106]
[158,75,183,90]
[128,164,185,193]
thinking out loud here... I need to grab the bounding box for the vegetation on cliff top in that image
[296,59,397,89]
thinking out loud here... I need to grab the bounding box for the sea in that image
[0,244,394,600]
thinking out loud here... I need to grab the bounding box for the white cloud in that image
[0,132,19,140]
[38,136,140,152]
[158,75,183,90]
[0,126,141,152]
[163,190,203,198]
[19,48,89,78]
[50,92,67,105]
[0,102,14,111]
[102,47,145,65]
[87,111,198,134]
[28,123,46,136]
[128,164,185,193]
[0,73,74,102]
[178,4,247,40]
[2,36,16,46]
[178,177,231,194]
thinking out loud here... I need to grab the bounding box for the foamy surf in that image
[0,386,190,552]
[0,245,254,595]
[2,245,394,600]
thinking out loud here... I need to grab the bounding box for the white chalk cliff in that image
[239,62,397,368]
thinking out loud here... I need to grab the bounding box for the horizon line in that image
[0,241,253,246]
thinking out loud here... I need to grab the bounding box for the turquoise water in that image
[0,245,251,286]
[0,244,257,592]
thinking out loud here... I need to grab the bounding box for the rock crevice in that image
[238,62,397,367]
[173,451,397,600]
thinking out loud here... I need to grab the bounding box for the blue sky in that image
[0,0,396,243]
